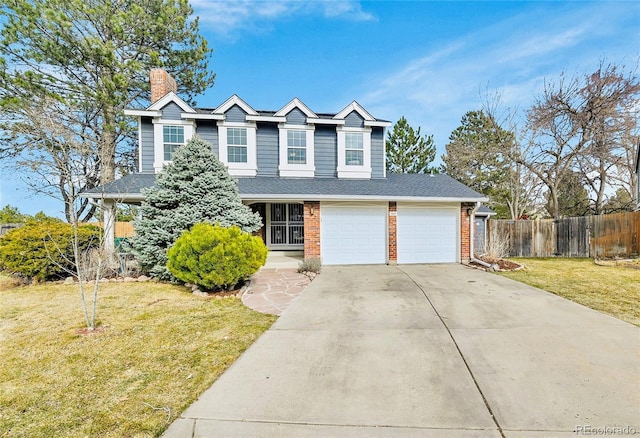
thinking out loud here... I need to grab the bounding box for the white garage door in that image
[397,206,458,264]
[321,204,387,265]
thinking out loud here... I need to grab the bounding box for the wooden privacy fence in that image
[94,222,135,238]
[0,223,23,236]
[488,211,640,258]
[0,222,135,238]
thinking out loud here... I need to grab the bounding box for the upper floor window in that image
[163,125,184,160]
[153,119,194,172]
[278,124,315,177]
[287,130,307,164]
[217,122,257,176]
[336,126,372,178]
[345,132,363,166]
[227,127,248,163]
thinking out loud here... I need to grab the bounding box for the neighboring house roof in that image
[81,173,488,203]
[475,205,496,216]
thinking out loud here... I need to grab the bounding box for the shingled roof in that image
[81,173,487,203]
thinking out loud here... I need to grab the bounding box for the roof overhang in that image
[78,192,146,202]
[364,120,392,127]
[124,109,162,117]
[306,118,345,125]
[240,194,489,203]
[80,191,488,204]
[181,113,225,120]
[246,115,287,123]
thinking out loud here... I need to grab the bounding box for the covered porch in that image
[248,202,305,252]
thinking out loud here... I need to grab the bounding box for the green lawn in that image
[0,278,276,437]
[498,258,640,326]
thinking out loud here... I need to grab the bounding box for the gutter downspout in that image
[469,202,496,269]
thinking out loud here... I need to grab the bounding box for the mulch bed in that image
[469,256,524,272]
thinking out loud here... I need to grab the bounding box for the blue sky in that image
[1,0,638,218]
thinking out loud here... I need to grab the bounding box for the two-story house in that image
[84,69,487,265]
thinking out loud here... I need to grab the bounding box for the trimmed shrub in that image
[298,257,321,274]
[167,223,267,291]
[0,218,101,282]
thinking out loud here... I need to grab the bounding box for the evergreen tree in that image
[603,188,634,213]
[131,136,262,280]
[546,171,591,217]
[442,110,515,218]
[386,117,437,174]
[0,205,26,223]
[0,0,214,221]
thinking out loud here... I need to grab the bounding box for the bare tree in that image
[481,89,544,219]
[573,63,640,214]
[1,97,100,222]
[608,118,639,210]
[522,63,639,218]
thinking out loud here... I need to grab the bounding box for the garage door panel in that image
[321,205,386,265]
[397,207,458,264]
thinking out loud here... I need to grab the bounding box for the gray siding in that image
[371,127,385,178]
[226,105,247,123]
[140,118,155,172]
[315,126,337,177]
[257,123,279,176]
[195,121,219,156]
[161,102,183,120]
[286,108,307,125]
[344,111,364,128]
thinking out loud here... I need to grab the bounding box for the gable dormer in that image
[333,102,373,179]
[124,91,198,173]
[214,95,258,176]
[275,98,316,177]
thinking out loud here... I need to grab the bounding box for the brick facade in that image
[150,68,177,104]
[303,201,321,259]
[460,203,473,262]
[388,202,397,264]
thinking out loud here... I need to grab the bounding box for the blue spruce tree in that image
[131,135,262,279]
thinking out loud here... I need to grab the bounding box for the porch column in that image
[103,200,116,253]
[388,202,397,265]
[460,203,473,263]
[303,201,320,259]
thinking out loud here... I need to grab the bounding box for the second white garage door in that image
[321,203,387,265]
[397,206,458,264]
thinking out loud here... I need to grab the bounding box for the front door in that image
[268,203,304,249]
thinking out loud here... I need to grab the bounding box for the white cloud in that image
[191,0,375,39]
[359,2,638,156]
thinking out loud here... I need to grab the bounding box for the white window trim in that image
[278,124,315,177]
[137,121,143,172]
[336,126,372,179]
[217,121,257,176]
[152,118,194,172]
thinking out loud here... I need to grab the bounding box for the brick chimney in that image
[150,68,177,104]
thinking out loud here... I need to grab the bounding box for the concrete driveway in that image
[163,264,640,437]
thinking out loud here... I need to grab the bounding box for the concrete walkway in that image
[163,264,640,437]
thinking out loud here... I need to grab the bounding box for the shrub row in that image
[0,218,101,282]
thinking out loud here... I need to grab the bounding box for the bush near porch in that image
[498,258,639,326]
